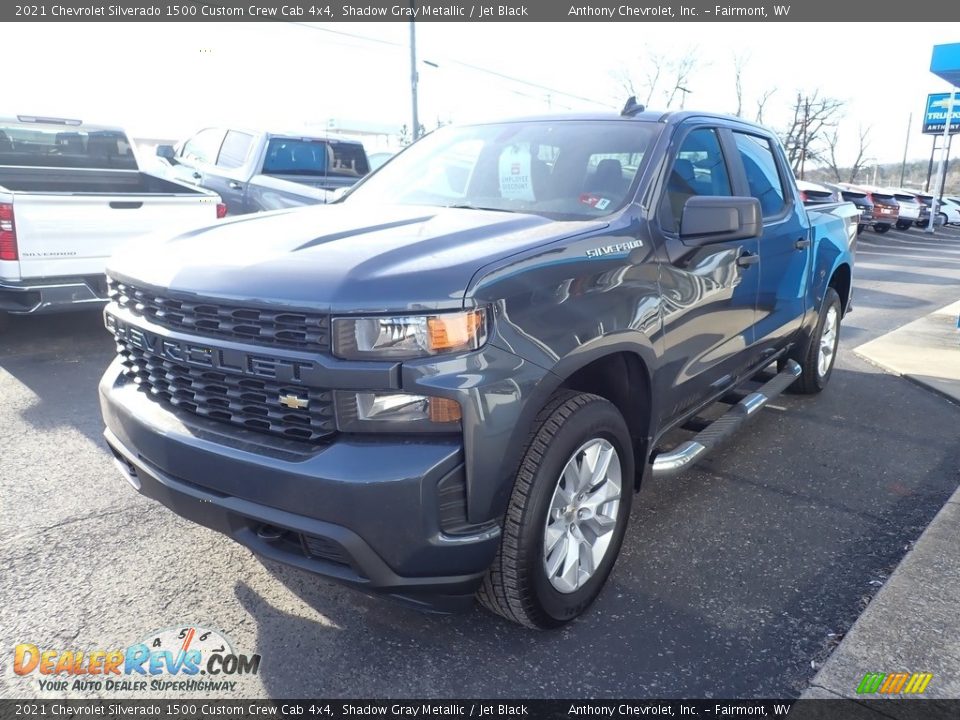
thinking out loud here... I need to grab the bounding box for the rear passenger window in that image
[663,128,732,231]
[217,131,254,169]
[734,132,786,217]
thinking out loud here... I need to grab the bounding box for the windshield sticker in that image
[579,193,611,210]
[498,145,535,201]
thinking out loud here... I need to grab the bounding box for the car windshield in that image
[343,120,659,220]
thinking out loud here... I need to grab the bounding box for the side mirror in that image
[156,144,176,161]
[680,196,762,244]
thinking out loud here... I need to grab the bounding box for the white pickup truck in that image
[0,116,223,328]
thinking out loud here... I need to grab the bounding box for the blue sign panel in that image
[923,92,960,135]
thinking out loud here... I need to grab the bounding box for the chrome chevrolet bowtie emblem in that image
[279,393,309,410]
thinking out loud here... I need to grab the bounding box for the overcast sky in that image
[3,22,958,167]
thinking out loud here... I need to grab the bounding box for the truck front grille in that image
[107,278,330,352]
[116,338,336,443]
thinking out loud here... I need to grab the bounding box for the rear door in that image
[653,124,761,422]
[729,130,809,357]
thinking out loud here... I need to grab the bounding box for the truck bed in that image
[0,167,208,195]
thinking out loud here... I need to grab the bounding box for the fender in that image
[478,334,658,522]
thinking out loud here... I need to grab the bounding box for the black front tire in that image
[794,287,842,395]
[478,390,634,629]
[895,220,912,230]
[873,224,891,234]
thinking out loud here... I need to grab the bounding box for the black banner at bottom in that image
[0,700,956,720]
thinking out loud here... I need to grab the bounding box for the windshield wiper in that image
[444,203,515,213]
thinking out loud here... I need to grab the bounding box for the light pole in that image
[926,89,957,234]
[409,17,420,142]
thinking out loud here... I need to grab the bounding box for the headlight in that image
[335,391,462,433]
[332,309,487,360]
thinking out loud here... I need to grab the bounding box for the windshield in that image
[343,120,659,220]
[261,138,369,178]
[0,124,137,170]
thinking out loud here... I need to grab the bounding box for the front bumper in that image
[0,275,109,314]
[99,360,501,612]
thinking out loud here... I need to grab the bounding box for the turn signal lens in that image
[428,397,462,423]
[427,310,486,353]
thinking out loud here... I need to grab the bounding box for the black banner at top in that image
[5,0,960,22]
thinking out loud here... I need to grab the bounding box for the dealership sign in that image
[922,92,960,134]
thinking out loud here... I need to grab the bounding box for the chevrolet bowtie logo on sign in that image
[857,672,933,695]
[279,393,309,410]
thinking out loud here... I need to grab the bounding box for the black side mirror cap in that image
[156,144,176,160]
[680,195,762,245]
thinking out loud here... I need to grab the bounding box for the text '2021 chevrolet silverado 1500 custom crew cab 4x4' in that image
[99,105,857,628]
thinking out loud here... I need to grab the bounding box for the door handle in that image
[795,238,812,250]
[736,251,759,268]
[191,171,202,180]
[228,181,242,190]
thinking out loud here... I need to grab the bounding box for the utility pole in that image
[409,16,420,142]
[899,112,912,187]
[799,98,809,180]
[926,88,956,234]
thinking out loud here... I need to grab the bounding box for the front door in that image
[653,125,761,424]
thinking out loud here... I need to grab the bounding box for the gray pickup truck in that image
[157,127,369,216]
[100,106,857,628]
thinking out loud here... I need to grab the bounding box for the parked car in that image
[821,182,873,234]
[100,108,858,628]
[157,128,370,215]
[796,179,841,204]
[916,194,959,227]
[940,197,960,225]
[883,189,927,230]
[841,184,898,233]
[0,115,223,330]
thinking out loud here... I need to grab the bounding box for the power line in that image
[287,22,618,109]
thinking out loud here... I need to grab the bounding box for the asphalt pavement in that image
[1,224,959,699]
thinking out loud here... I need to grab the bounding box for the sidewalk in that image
[800,300,960,705]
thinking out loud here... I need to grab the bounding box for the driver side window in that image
[661,128,733,232]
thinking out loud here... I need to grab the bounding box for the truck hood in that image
[107,203,606,313]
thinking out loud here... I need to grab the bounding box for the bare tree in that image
[663,52,697,108]
[732,52,748,117]
[825,125,873,184]
[847,125,872,184]
[755,89,776,124]
[782,90,846,178]
[613,47,700,110]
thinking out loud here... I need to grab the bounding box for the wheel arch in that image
[828,262,852,316]
[488,340,657,522]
